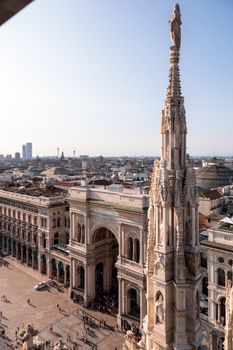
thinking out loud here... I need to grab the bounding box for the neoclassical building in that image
[144,4,202,350]
[0,186,71,285]
[200,219,233,349]
[0,183,149,328]
[68,186,148,328]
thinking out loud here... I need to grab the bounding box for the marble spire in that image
[145,4,202,350]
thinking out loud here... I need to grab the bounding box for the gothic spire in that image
[161,4,187,170]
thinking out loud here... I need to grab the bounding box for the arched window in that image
[77,223,81,242]
[128,288,140,318]
[217,268,225,287]
[77,265,85,290]
[57,218,60,227]
[128,237,133,260]
[65,232,69,245]
[202,276,208,297]
[42,233,46,248]
[54,232,59,245]
[220,297,226,326]
[228,271,233,283]
[52,218,56,228]
[81,225,85,244]
[135,239,140,263]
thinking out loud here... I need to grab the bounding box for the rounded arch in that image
[217,294,226,303]
[91,225,119,313]
[53,232,59,245]
[28,247,32,266]
[127,286,140,318]
[217,267,226,287]
[126,283,140,296]
[77,264,85,290]
[41,254,47,274]
[65,264,70,287]
[51,257,57,278]
[91,223,119,244]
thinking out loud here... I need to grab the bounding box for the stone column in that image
[140,287,146,328]
[84,263,95,307]
[64,264,67,286]
[71,212,75,241]
[26,248,29,265]
[139,227,143,266]
[11,240,14,256]
[118,223,122,259]
[69,258,74,296]
[56,262,59,281]
[47,255,51,278]
[32,253,34,269]
[6,238,9,253]
[21,246,23,262]
[38,251,42,273]
[73,259,77,288]
[117,277,123,329]
[16,243,19,259]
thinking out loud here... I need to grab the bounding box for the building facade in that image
[144,4,202,350]
[68,186,148,329]
[0,186,70,286]
[200,220,233,349]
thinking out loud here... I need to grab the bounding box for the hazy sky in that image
[0,0,232,157]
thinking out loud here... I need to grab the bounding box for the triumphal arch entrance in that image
[68,186,148,329]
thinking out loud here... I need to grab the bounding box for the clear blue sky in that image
[0,0,232,157]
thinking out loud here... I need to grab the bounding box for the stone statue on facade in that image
[155,293,164,324]
[19,324,37,350]
[53,339,68,350]
[169,3,182,49]
[122,330,138,350]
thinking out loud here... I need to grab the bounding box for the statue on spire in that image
[169,3,182,49]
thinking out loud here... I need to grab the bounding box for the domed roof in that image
[40,167,70,176]
[196,165,233,190]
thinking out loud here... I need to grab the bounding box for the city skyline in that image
[0,0,232,157]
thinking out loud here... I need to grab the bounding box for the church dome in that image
[196,165,233,190]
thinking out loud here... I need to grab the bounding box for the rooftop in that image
[0,184,67,198]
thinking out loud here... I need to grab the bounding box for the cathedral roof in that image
[196,165,233,191]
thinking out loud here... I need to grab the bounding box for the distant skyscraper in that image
[15,152,20,161]
[22,145,26,160]
[26,143,32,160]
[6,154,12,161]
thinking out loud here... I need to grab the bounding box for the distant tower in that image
[73,150,75,158]
[145,4,202,350]
[60,151,64,160]
[22,144,26,160]
[26,142,32,160]
[57,147,60,158]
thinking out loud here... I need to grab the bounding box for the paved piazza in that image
[0,257,124,349]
